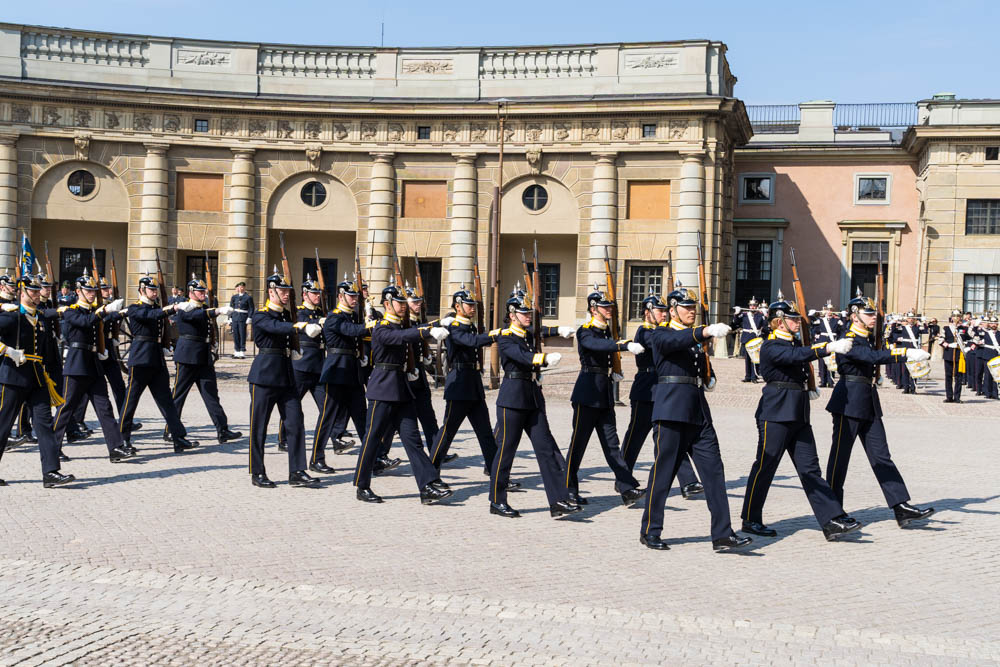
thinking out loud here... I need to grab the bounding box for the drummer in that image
[811,300,841,388]
[889,312,926,394]
[977,315,999,400]
[733,298,767,383]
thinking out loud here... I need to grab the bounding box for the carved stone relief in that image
[221,117,239,136]
[388,124,404,141]
[43,107,60,126]
[624,52,679,70]
[956,145,973,163]
[554,124,570,141]
[443,124,459,142]
[104,111,120,129]
[74,133,91,161]
[277,120,294,138]
[668,119,688,139]
[470,124,488,142]
[163,115,181,132]
[305,144,322,172]
[248,120,267,137]
[176,49,232,67]
[304,121,321,140]
[582,122,600,140]
[333,123,349,140]
[525,123,543,142]
[134,113,153,132]
[12,106,30,123]
[503,127,514,142]
[611,122,628,141]
[74,109,92,128]
[525,147,542,174]
[361,123,377,140]
[400,59,453,74]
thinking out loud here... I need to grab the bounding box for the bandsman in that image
[888,312,924,394]
[811,300,841,388]
[976,316,999,400]
[733,297,766,383]
[228,281,253,359]
[940,310,971,404]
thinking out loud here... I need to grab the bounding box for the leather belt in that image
[505,371,535,380]
[299,340,322,349]
[68,342,96,352]
[374,362,403,371]
[327,347,357,356]
[179,334,209,343]
[767,381,806,391]
[843,374,876,386]
[132,335,157,343]
[637,367,653,374]
[259,347,290,357]
[582,365,609,374]
[657,375,702,387]
[451,362,478,370]
[233,309,249,313]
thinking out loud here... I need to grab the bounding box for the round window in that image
[522,184,548,212]
[67,170,96,197]
[300,181,327,207]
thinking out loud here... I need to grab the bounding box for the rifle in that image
[154,248,173,350]
[314,248,328,314]
[413,252,442,384]
[204,249,219,358]
[277,231,301,353]
[472,257,485,373]
[666,250,674,298]
[531,241,542,355]
[695,232,713,386]
[520,247,542,354]
[109,249,124,369]
[43,241,55,295]
[353,247,365,358]
[90,245,106,356]
[789,248,818,393]
[43,240,62,340]
[392,252,415,374]
[875,253,885,383]
[603,246,623,376]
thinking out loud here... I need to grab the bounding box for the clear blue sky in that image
[5,0,997,103]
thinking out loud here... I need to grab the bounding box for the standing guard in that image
[116,273,199,453]
[247,269,322,489]
[564,286,645,506]
[941,311,970,403]
[734,297,766,382]
[825,293,936,527]
[739,294,861,541]
[166,275,241,444]
[229,281,253,359]
[0,273,75,487]
[638,285,751,552]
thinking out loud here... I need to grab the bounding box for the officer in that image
[116,273,199,453]
[889,313,923,394]
[733,297,766,382]
[315,277,372,472]
[620,291,704,501]
[50,274,133,463]
[563,285,645,506]
[247,269,322,489]
[978,316,999,400]
[165,275,241,444]
[941,310,970,404]
[229,281,253,359]
[739,294,861,541]
[638,285,751,552]
[0,273,75,487]
[488,289,580,519]
[427,287,501,479]
[811,300,840,388]
[825,293,935,528]
[352,284,451,505]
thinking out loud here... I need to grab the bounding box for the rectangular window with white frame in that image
[855,173,891,205]
[964,274,1000,313]
[738,173,775,205]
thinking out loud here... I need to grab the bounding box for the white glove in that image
[826,338,853,355]
[291,349,303,362]
[161,303,176,313]
[558,326,574,339]
[808,309,817,317]
[429,326,450,342]
[215,305,233,316]
[906,348,930,362]
[216,315,230,327]
[175,300,198,313]
[406,370,419,382]
[421,354,434,367]
[111,337,121,349]
[5,347,26,366]
[611,372,624,383]
[98,350,109,361]
[104,298,124,314]
[319,318,326,326]
[808,389,821,401]
[626,342,645,355]
[359,354,368,368]
[440,316,455,327]
[304,323,322,338]
[703,323,731,338]
[732,306,740,313]
[1,303,18,312]
[544,352,562,368]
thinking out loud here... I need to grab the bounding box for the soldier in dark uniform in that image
[51,274,133,463]
[733,297,766,382]
[739,294,861,541]
[969,316,987,396]
[316,278,372,472]
[98,276,129,415]
[941,311,971,403]
[978,316,999,400]
[488,291,581,519]
[825,293,935,528]
[229,281,253,359]
[0,273,76,487]
[621,292,703,500]
[247,269,322,489]
[56,281,76,308]
[638,285,751,552]
[811,300,840,388]
[353,284,452,505]
[889,313,924,394]
[13,272,62,448]
[116,274,199,453]
[563,286,645,506]
[57,274,95,444]
[165,276,241,444]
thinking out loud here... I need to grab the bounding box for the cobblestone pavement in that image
[1,358,998,665]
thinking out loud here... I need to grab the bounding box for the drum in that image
[989,355,1000,383]
[825,351,839,374]
[745,336,764,364]
[906,359,931,380]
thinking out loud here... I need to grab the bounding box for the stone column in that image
[0,134,18,272]
[227,148,255,292]
[449,153,478,291]
[675,152,705,290]
[367,152,396,289]
[138,143,170,279]
[589,152,618,291]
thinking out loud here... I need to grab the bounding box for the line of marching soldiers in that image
[0,266,940,550]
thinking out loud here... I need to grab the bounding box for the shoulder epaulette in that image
[767,333,776,340]
[581,323,591,329]
[450,320,460,326]
[846,332,856,338]
[501,328,512,336]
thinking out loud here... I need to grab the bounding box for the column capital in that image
[144,142,170,155]
[231,147,256,160]
[679,150,705,161]
[452,152,478,164]
[371,151,396,163]
[0,133,20,147]
[591,151,618,162]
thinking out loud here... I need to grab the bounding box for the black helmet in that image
[98,275,110,289]
[76,274,99,290]
[187,274,208,292]
[508,281,525,299]
[302,273,322,294]
[265,266,292,291]
[453,285,476,306]
[337,274,358,296]
[138,273,159,291]
[586,284,613,309]
[404,284,422,302]
[767,291,799,320]
[506,294,531,315]
[38,272,54,288]
[666,283,697,308]
[642,290,667,312]
[0,272,15,287]
[382,284,406,303]
[19,273,42,291]
[847,287,876,315]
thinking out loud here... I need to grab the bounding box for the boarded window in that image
[177,173,224,211]
[627,181,670,219]
[402,181,447,218]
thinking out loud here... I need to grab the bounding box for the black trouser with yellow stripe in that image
[278,370,324,447]
[376,381,439,458]
[0,383,61,475]
[640,419,733,540]
[564,403,638,494]
[118,365,187,441]
[312,383,367,466]
[166,362,230,439]
[622,400,699,490]
[826,413,910,508]
[428,398,498,471]
[354,399,438,491]
[741,419,843,527]
[248,383,306,477]
[490,405,570,507]
[53,374,123,455]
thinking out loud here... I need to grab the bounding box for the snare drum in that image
[989,356,1000,383]
[906,359,931,380]
[745,337,764,364]
[825,350,839,373]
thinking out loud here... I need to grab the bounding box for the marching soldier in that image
[50,274,133,463]
[165,276,241,444]
[229,281,253,359]
[941,311,970,403]
[1,272,19,303]
[733,297,766,382]
[0,273,75,487]
[811,300,840,388]
[889,313,923,394]
[98,277,129,414]
[353,284,452,504]
[739,294,861,541]
[564,286,645,506]
[825,293,935,528]
[488,290,581,519]
[978,316,999,400]
[621,292,704,500]
[247,269,323,488]
[117,273,200,453]
[638,285,751,552]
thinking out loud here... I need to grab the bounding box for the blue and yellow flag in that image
[21,233,36,277]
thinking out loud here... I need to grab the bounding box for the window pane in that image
[964,274,1000,313]
[966,200,1000,235]
[858,177,887,200]
[539,264,559,317]
[734,240,772,306]
[742,177,771,201]
[628,266,662,319]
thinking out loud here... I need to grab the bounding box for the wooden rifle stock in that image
[603,246,623,375]
[277,232,301,353]
[353,247,365,358]
[90,245,106,356]
[875,254,885,382]
[414,252,440,382]
[204,250,219,356]
[695,232,713,385]
[472,258,485,373]
[314,247,328,313]
[789,248,818,392]
[532,240,542,354]
[393,253,416,373]
[154,248,173,350]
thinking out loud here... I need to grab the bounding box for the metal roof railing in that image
[747,102,917,134]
